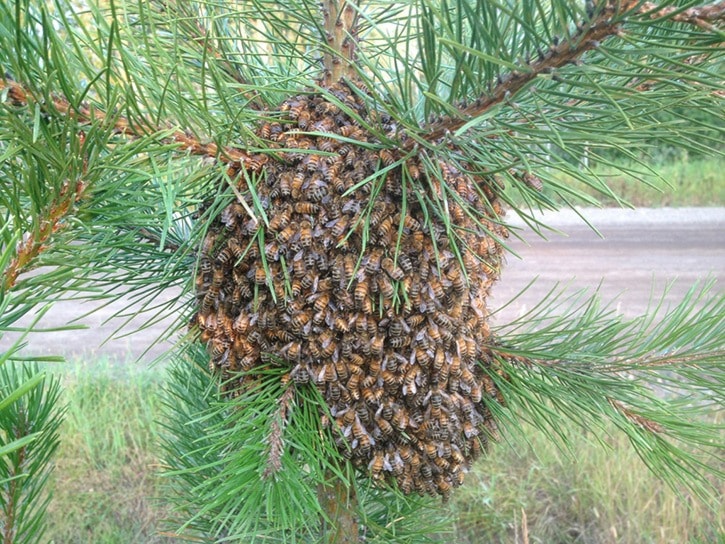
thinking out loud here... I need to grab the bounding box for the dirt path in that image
[3,207,723,364]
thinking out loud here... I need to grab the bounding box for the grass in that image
[41,359,724,543]
[44,360,174,544]
[514,156,725,208]
[452,426,724,544]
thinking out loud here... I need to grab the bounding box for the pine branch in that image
[639,0,725,31]
[321,0,360,85]
[414,0,725,145]
[0,77,255,169]
[154,0,267,110]
[262,384,294,479]
[2,169,88,291]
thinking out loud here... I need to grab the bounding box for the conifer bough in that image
[1,0,724,541]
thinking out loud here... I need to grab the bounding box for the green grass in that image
[514,156,725,208]
[452,425,724,544]
[44,360,174,544]
[44,361,723,543]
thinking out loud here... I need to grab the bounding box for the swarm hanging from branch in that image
[192,80,509,496]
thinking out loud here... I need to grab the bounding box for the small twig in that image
[137,228,181,252]
[156,0,267,109]
[262,385,295,479]
[321,0,360,85]
[608,398,665,433]
[414,0,725,146]
[2,171,89,291]
[638,1,725,31]
[0,77,258,171]
[1,407,28,544]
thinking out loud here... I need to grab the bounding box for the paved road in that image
[3,207,723,363]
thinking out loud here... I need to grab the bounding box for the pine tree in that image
[1,1,723,542]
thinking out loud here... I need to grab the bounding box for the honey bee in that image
[353,424,372,456]
[397,254,413,274]
[433,456,451,471]
[391,407,408,431]
[340,408,356,427]
[213,245,232,266]
[377,275,395,299]
[316,137,336,154]
[293,202,318,216]
[289,278,302,297]
[291,363,310,384]
[427,322,442,344]
[331,215,350,239]
[276,172,292,197]
[297,110,311,129]
[253,267,268,285]
[291,171,306,198]
[296,221,311,247]
[339,124,361,138]
[403,366,419,396]
[320,362,336,384]
[376,417,393,438]
[258,122,272,139]
[369,451,385,478]
[406,314,425,328]
[379,149,395,166]
[343,254,357,283]
[290,310,312,333]
[445,354,460,377]
[377,217,394,243]
[277,223,297,244]
[463,337,477,361]
[413,347,433,368]
[205,264,222,285]
[389,337,410,348]
[248,154,269,171]
[303,153,320,172]
[410,230,425,251]
[291,254,306,279]
[364,356,381,378]
[305,342,319,366]
[288,101,307,119]
[432,349,445,374]
[310,291,329,313]
[209,339,228,358]
[354,280,368,309]
[269,205,292,232]
[200,288,218,315]
[470,382,483,403]
[229,238,245,260]
[301,272,316,290]
[369,335,384,357]
[362,385,382,406]
[381,257,404,281]
[319,331,336,358]
[463,421,478,439]
[346,373,361,398]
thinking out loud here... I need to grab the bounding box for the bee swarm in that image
[193,81,508,497]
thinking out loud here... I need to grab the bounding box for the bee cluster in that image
[193,81,508,497]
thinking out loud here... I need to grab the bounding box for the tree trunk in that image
[318,472,359,544]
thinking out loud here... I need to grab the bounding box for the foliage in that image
[1,0,724,542]
[0,363,63,544]
[40,359,723,543]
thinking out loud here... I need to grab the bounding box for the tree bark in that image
[318,471,359,544]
